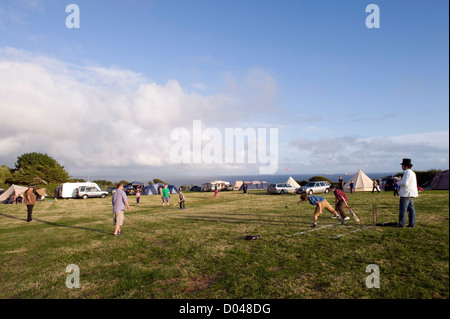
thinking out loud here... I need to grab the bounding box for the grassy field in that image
[0,189,448,299]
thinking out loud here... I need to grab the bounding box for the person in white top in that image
[397,158,418,227]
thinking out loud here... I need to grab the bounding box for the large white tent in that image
[343,170,373,192]
[0,184,28,201]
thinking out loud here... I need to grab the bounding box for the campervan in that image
[55,182,103,199]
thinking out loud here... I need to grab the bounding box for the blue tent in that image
[142,185,157,195]
[142,184,179,195]
[168,185,179,194]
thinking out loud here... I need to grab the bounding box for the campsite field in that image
[0,189,448,299]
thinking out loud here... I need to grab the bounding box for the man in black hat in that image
[397,158,418,227]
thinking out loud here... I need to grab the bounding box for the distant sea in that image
[72,172,397,187]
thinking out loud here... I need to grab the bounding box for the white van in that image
[55,182,103,199]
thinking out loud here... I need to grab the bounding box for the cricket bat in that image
[345,202,360,223]
[348,209,360,223]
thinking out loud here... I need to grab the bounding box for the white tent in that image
[233,181,243,191]
[0,184,28,202]
[286,176,301,189]
[343,170,373,192]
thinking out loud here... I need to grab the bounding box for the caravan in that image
[55,182,104,199]
[201,180,230,192]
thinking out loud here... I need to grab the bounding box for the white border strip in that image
[325,226,374,239]
[288,224,337,237]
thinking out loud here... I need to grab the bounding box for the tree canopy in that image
[0,165,12,185]
[12,152,70,185]
[153,178,168,185]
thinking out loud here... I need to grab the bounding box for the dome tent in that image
[429,170,449,190]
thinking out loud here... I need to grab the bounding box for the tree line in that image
[0,152,169,192]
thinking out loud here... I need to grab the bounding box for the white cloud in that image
[0,48,281,176]
[288,131,449,172]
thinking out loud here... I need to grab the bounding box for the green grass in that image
[0,190,448,299]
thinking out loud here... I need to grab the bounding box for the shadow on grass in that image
[0,213,112,235]
[0,213,27,222]
[178,214,295,226]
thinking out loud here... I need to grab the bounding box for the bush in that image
[308,176,334,184]
[92,180,114,189]
[296,180,309,186]
[11,153,70,185]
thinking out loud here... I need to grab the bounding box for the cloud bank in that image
[288,132,449,173]
[0,48,281,176]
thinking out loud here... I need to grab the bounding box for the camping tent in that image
[429,170,449,190]
[168,185,179,194]
[233,181,243,191]
[286,176,301,189]
[0,184,28,202]
[238,181,269,190]
[34,188,48,199]
[343,170,373,192]
[142,184,179,195]
[142,185,158,195]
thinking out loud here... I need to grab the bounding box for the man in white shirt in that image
[397,158,418,227]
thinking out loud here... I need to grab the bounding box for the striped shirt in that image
[333,189,348,202]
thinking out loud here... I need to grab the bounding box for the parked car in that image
[124,186,136,196]
[297,181,331,195]
[380,177,396,191]
[76,186,108,199]
[106,187,117,194]
[267,183,296,194]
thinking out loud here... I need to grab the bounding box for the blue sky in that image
[0,0,448,178]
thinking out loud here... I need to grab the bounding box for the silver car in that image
[76,186,108,199]
[297,181,331,195]
[267,183,297,194]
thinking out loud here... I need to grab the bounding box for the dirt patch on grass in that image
[160,277,182,285]
[183,273,223,293]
